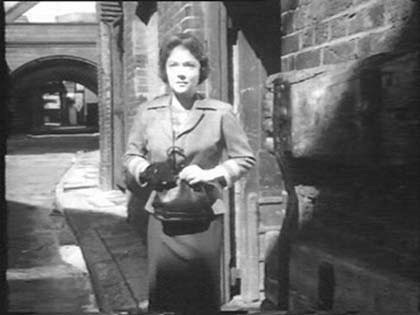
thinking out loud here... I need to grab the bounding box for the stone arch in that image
[9,55,98,133]
[11,55,97,94]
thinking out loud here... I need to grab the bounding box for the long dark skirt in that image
[147,214,223,315]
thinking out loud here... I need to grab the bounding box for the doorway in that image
[215,0,282,306]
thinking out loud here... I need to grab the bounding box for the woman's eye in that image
[184,62,197,68]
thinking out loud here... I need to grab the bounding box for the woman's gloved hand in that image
[178,165,227,187]
[139,161,178,191]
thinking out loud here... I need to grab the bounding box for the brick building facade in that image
[97,1,419,314]
[5,20,98,133]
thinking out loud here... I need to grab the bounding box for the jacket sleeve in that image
[122,106,151,186]
[215,108,256,187]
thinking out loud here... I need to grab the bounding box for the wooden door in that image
[223,0,282,305]
[209,5,268,304]
[232,27,267,303]
[203,1,281,306]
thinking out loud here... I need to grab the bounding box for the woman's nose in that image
[177,74,186,80]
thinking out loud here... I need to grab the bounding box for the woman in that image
[123,33,256,315]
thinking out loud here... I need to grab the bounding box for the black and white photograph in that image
[1,1,419,315]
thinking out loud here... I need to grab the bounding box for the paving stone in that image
[6,135,100,314]
[54,147,149,313]
[75,229,113,265]
[96,205,127,216]
[94,218,134,235]
[113,253,148,282]
[62,197,92,210]
[110,241,147,258]
[7,232,62,268]
[8,270,97,313]
[101,281,138,312]
[125,276,149,303]
[101,233,142,249]
[87,196,116,208]
[7,264,86,280]
[66,209,123,234]
[92,260,125,286]
[59,245,89,273]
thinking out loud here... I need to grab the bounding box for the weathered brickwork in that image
[158,2,205,44]
[274,0,420,313]
[281,0,420,70]
[5,23,97,71]
[122,1,148,134]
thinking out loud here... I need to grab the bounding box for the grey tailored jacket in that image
[123,94,256,215]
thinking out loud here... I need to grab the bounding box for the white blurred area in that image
[59,245,88,273]
[4,1,96,23]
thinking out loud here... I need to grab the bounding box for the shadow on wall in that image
[264,1,420,313]
[224,0,281,74]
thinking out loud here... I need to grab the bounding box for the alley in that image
[6,134,99,313]
[4,1,420,314]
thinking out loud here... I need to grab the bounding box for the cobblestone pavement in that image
[5,133,341,315]
[56,149,149,314]
[5,134,99,314]
[54,141,341,315]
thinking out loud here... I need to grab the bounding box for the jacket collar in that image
[145,93,219,110]
[146,93,214,139]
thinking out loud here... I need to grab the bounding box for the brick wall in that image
[122,1,148,135]
[158,2,205,44]
[6,23,97,71]
[6,45,97,72]
[280,0,419,71]
[6,22,98,134]
[260,0,420,313]
[123,1,206,134]
[123,1,154,232]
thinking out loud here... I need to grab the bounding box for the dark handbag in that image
[152,180,215,222]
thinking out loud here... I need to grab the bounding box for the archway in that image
[9,55,98,133]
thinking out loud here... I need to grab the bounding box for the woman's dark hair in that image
[159,33,210,84]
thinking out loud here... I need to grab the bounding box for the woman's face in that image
[165,45,200,97]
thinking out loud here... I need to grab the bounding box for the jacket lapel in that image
[146,95,173,141]
[175,100,206,139]
[160,108,175,141]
